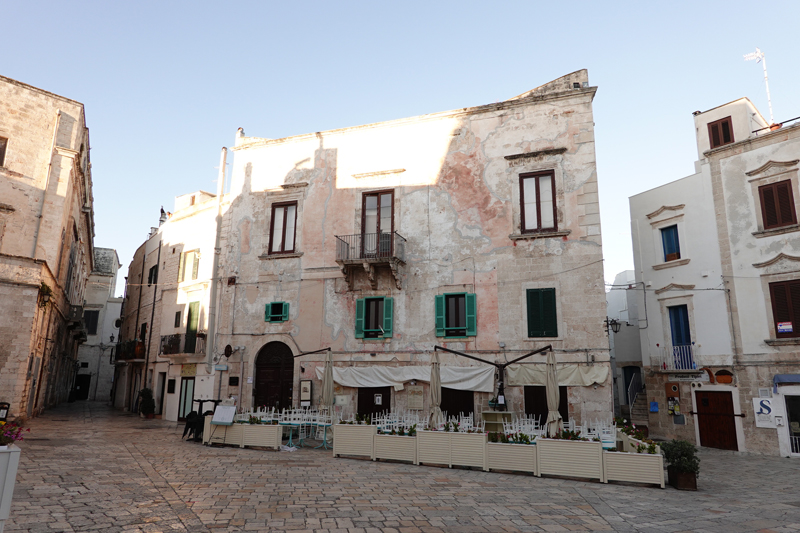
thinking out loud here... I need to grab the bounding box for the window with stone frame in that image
[759,180,797,230]
[269,201,297,254]
[520,171,557,233]
[435,293,476,338]
[84,310,100,335]
[177,250,199,282]
[769,280,800,338]
[355,297,393,339]
[708,116,734,149]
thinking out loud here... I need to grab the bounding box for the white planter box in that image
[373,435,416,463]
[486,442,537,475]
[0,444,21,527]
[626,435,661,455]
[224,423,244,446]
[203,416,226,444]
[417,431,486,469]
[242,424,283,450]
[603,451,665,488]
[333,424,376,458]
[536,438,604,481]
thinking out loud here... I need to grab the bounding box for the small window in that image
[708,116,734,149]
[0,137,7,167]
[265,301,289,323]
[84,310,100,335]
[177,249,200,282]
[520,171,557,233]
[759,180,797,230]
[229,376,239,387]
[167,379,176,394]
[355,297,393,339]
[769,280,800,338]
[80,362,89,368]
[140,323,147,341]
[435,293,476,338]
[661,225,681,262]
[148,265,158,286]
[269,202,297,254]
[174,311,182,328]
[527,288,558,337]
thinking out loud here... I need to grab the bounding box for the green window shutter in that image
[191,250,200,280]
[434,295,445,337]
[264,303,271,322]
[465,293,477,337]
[527,288,557,337]
[527,289,542,337]
[382,297,393,338]
[177,253,185,282]
[282,302,289,322]
[541,288,557,337]
[355,298,365,339]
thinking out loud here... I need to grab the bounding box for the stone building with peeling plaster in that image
[0,75,95,419]
[630,97,800,456]
[207,70,612,424]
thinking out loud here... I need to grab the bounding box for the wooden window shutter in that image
[761,185,779,228]
[434,295,445,337]
[382,297,393,338]
[770,281,792,337]
[527,289,542,337]
[776,181,797,226]
[191,250,200,280]
[527,288,557,337]
[281,302,289,322]
[355,298,365,339]
[177,252,185,282]
[465,293,477,337]
[709,122,721,148]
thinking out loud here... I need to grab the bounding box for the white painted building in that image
[630,97,800,456]
[606,270,644,420]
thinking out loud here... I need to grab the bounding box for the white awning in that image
[506,363,608,387]
[315,365,495,392]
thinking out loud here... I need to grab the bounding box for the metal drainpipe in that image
[206,148,226,374]
[144,241,161,388]
[33,110,61,259]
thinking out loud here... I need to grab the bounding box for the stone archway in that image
[254,341,294,410]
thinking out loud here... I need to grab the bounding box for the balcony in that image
[335,231,406,290]
[160,333,206,356]
[116,340,145,362]
[651,344,700,372]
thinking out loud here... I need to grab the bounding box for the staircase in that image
[629,394,650,427]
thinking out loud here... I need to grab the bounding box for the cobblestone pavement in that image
[5,402,800,533]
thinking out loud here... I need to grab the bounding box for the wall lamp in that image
[605,317,621,334]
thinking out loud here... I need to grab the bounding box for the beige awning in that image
[506,363,608,387]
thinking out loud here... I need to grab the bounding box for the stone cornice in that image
[504,148,567,161]
[752,253,800,269]
[745,159,799,177]
[646,204,685,219]
[352,169,406,180]
[654,283,696,295]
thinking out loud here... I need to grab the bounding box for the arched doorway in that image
[254,341,294,409]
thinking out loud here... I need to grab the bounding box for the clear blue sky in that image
[4,1,799,295]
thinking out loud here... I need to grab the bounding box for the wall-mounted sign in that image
[753,397,782,428]
[214,364,228,371]
[300,380,312,402]
[667,397,680,415]
[669,373,709,383]
[407,385,424,410]
[181,364,197,377]
[778,322,793,334]
[374,394,382,406]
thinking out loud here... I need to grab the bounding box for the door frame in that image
[775,385,800,457]
[690,384,745,452]
[178,377,196,421]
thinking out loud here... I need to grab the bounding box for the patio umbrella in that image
[545,349,563,438]
[429,351,443,429]
[321,350,334,409]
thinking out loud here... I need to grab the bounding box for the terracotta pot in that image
[667,465,697,490]
[145,413,154,419]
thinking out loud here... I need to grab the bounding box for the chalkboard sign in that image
[211,405,236,426]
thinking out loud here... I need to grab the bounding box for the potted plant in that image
[139,388,156,419]
[660,439,699,490]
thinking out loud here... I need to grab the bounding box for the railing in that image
[116,340,145,361]
[159,333,205,355]
[627,372,643,408]
[335,231,406,262]
[651,344,697,371]
[791,436,800,455]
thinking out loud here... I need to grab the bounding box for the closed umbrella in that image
[429,351,443,429]
[545,350,563,438]
[321,350,334,409]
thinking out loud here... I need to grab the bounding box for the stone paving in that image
[5,403,800,533]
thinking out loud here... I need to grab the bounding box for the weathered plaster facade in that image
[0,75,95,419]
[631,97,800,456]
[211,71,611,422]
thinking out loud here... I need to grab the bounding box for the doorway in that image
[178,377,195,421]
[622,366,642,405]
[695,390,738,450]
[440,387,474,420]
[254,341,294,410]
[784,395,800,454]
[156,372,167,415]
[357,386,392,418]
[74,374,91,400]
[524,385,569,423]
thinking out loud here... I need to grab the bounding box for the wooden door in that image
[524,385,569,423]
[440,387,474,420]
[695,390,738,450]
[357,386,391,418]
[254,342,294,410]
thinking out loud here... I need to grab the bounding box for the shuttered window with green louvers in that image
[355,297,393,339]
[435,293,476,338]
[527,288,558,337]
[265,302,289,323]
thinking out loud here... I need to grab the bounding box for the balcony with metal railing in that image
[159,333,206,356]
[650,344,700,372]
[335,231,406,290]
[116,340,145,362]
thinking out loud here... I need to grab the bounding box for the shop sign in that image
[181,364,197,377]
[407,385,424,410]
[778,322,793,334]
[669,373,709,382]
[753,397,782,428]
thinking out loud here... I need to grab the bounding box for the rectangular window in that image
[84,310,100,335]
[174,311,182,328]
[770,280,800,338]
[177,249,200,282]
[269,202,297,254]
[520,171,556,233]
[355,297,393,339]
[435,293,476,338]
[167,379,176,394]
[140,323,147,342]
[759,180,797,230]
[661,225,681,262]
[526,288,558,337]
[265,301,289,323]
[362,190,394,257]
[668,305,691,346]
[148,265,158,286]
[0,137,7,167]
[708,116,734,149]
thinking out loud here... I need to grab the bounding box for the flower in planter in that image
[0,421,29,446]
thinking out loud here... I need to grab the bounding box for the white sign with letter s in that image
[753,397,782,428]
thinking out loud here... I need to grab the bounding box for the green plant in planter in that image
[660,439,700,476]
[488,432,498,443]
[139,388,156,417]
[408,424,417,437]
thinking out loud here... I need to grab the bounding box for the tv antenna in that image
[744,47,774,125]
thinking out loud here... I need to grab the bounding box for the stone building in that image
[114,193,220,420]
[630,97,800,456]
[75,248,121,402]
[0,75,95,419]
[210,70,611,424]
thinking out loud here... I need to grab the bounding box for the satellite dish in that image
[224,344,233,358]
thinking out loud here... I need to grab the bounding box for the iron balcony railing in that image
[160,333,206,356]
[335,231,406,263]
[791,435,800,455]
[651,344,698,371]
[116,340,145,361]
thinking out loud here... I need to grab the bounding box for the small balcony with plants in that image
[116,339,145,362]
[159,332,206,357]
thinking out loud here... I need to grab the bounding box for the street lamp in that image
[605,317,621,334]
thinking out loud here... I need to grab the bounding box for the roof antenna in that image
[744,47,774,125]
